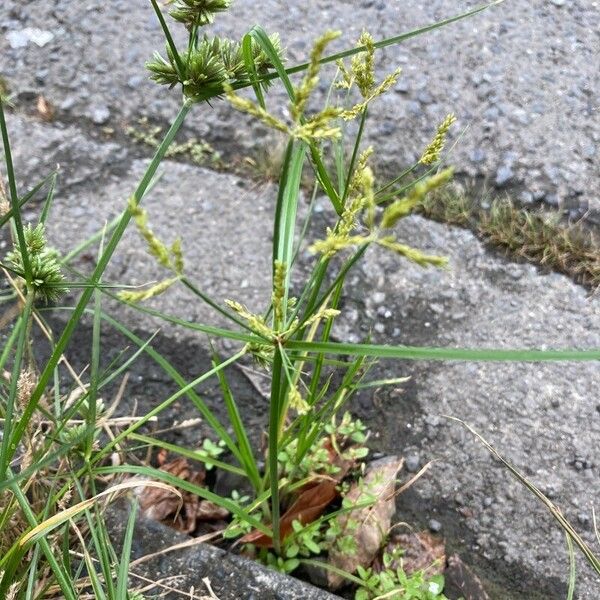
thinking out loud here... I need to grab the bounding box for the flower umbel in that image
[146,33,284,100]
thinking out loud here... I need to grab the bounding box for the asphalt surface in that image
[1,0,599,218]
[1,1,600,598]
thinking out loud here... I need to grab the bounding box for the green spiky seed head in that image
[6,223,69,304]
[168,0,231,28]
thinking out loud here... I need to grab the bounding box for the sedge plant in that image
[1,0,599,597]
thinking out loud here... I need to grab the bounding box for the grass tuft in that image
[419,187,600,290]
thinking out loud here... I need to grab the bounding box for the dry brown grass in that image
[419,188,600,290]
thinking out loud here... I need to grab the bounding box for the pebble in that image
[495,165,514,187]
[405,453,420,473]
[90,105,111,125]
[518,191,534,205]
[470,148,486,163]
[7,28,55,49]
[550,0,565,6]
[428,519,442,533]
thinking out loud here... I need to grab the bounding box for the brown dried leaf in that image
[138,454,225,534]
[445,553,490,600]
[327,455,403,589]
[384,530,445,577]
[241,442,354,548]
[197,500,229,521]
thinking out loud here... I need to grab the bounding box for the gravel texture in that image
[1,0,599,221]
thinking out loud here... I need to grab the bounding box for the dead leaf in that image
[196,500,229,521]
[445,554,490,600]
[242,478,339,547]
[139,453,229,534]
[327,455,403,589]
[241,441,354,547]
[383,530,445,577]
[36,95,54,121]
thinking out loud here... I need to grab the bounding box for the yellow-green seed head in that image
[420,114,457,165]
[292,30,341,122]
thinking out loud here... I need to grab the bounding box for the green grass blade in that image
[39,171,58,224]
[181,276,255,332]
[242,33,266,109]
[0,291,35,475]
[268,346,286,553]
[285,1,505,76]
[61,213,121,264]
[342,107,368,203]
[96,295,261,343]
[128,433,247,476]
[116,497,138,600]
[89,348,247,468]
[0,98,32,281]
[0,171,58,230]
[86,234,104,459]
[95,464,271,535]
[149,0,185,78]
[7,100,193,467]
[272,140,306,321]
[249,26,295,101]
[212,352,261,491]
[0,474,77,600]
[285,340,600,362]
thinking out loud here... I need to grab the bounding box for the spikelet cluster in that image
[272,260,287,326]
[310,148,376,257]
[168,0,231,28]
[6,223,68,303]
[420,114,457,165]
[147,32,284,100]
[292,30,341,121]
[381,168,455,229]
[119,198,184,303]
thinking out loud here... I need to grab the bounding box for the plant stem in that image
[6,99,194,467]
[268,345,285,554]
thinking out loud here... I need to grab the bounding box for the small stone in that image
[550,0,565,6]
[417,90,432,104]
[395,80,409,94]
[374,322,385,333]
[495,165,514,187]
[518,191,534,205]
[430,302,444,315]
[483,496,494,507]
[582,144,596,160]
[425,415,441,427]
[7,28,55,49]
[127,75,143,89]
[59,97,76,111]
[577,513,590,526]
[372,292,386,304]
[91,105,110,125]
[405,453,420,473]
[470,148,486,163]
[428,519,442,533]
[483,106,500,121]
[35,68,49,85]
